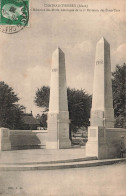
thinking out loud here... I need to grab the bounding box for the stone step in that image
[0,158,126,171]
[0,156,97,165]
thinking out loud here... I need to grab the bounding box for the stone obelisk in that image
[46,48,71,149]
[86,37,115,158]
[90,37,114,128]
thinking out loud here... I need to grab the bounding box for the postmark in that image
[0,0,29,34]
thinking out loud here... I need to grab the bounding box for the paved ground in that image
[0,163,126,196]
[0,148,86,164]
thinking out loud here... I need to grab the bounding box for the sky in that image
[0,0,126,116]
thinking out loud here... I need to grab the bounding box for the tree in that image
[67,88,92,132]
[112,63,126,128]
[0,81,25,129]
[34,86,50,112]
[36,113,47,128]
[34,86,92,132]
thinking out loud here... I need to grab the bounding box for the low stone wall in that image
[0,128,48,151]
[86,126,126,159]
[105,128,126,158]
[0,128,11,151]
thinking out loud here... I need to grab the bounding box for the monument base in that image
[59,139,71,149]
[46,139,71,149]
[46,141,58,149]
[86,126,126,159]
[47,112,71,149]
[90,109,115,128]
[86,126,108,159]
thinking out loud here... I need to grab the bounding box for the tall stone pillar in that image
[86,37,115,159]
[90,37,114,128]
[46,48,71,149]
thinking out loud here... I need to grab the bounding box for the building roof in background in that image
[22,113,40,125]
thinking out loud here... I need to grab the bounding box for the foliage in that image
[112,63,126,128]
[34,86,92,132]
[0,81,25,129]
[34,86,50,112]
[67,88,92,132]
[36,113,47,128]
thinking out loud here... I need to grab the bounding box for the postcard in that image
[0,0,126,196]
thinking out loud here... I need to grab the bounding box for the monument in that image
[90,37,114,128]
[86,37,126,159]
[46,48,71,149]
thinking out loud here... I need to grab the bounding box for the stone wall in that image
[0,128,48,151]
[105,128,126,158]
[86,126,126,159]
[0,128,11,151]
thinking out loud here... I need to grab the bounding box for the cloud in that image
[18,65,50,114]
[73,40,93,53]
[116,43,126,56]
[112,43,126,70]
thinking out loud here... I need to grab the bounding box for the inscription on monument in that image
[52,68,58,72]
[90,129,96,137]
[96,60,103,65]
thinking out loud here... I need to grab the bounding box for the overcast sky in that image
[0,0,126,116]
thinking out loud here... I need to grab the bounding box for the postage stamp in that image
[0,0,29,34]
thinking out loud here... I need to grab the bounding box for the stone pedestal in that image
[47,112,70,149]
[58,111,71,149]
[0,128,11,151]
[86,126,108,159]
[47,113,59,149]
[47,48,71,149]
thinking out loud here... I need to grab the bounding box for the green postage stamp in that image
[0,0,29,26]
